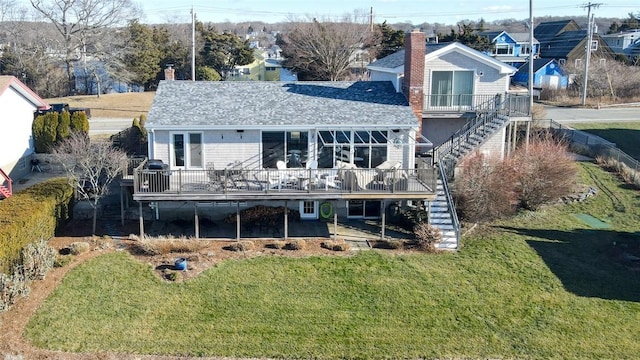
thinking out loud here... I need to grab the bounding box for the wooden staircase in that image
[428,93,531,250]
[0,167,12,199]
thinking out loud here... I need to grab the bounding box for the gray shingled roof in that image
[368,42,451,69]
[146,81,418,129]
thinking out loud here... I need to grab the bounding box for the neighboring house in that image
[131,79,447,245]
[228,50,291,81]
[367,36,522,154]
[534,20,615,69]
[512,59,568,90]
[601,29,640,63]
[0,76,49,199]
[480,30,540,67]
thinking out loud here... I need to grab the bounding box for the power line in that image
[581,2,603,106]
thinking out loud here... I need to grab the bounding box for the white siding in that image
[478,127,506,160]
[424,52,510,97]
[0,86,38,180]
[369,71,402,92]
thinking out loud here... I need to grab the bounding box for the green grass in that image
[570,122,640,159]
[25,162,640,359]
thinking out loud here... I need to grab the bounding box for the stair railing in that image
[0,167,13,197]
[436,157,460,248]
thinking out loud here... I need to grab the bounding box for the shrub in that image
[266,241,286,249]
[225,241,255,252]
[0,269,30,312]
[454,152,518,222]
[511,134,578,210]
[373,239,405,250]
[70,111,89,134]
[21,239,56,281]
[321,240,350,251]
[68,242,91,255]
[285,239,305,251]
[32,112,58,153]
[0,178,73,273]
[413,223,442,252]
[54,255,73,268]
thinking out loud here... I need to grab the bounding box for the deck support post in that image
[381,200,386,240]
[194,203,199,239]
[333,200,338,240]
[138,201,144,238]
[120,185,125,226]
[284,200,288,240]
[236,202,240,241]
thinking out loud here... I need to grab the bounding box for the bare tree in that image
[29,0,139,95]
[280,15,376,81]
[52,132,128,235]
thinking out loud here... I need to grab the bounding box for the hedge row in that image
[0,178,74,273]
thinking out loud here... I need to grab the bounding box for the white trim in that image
[299,201,318,220]
[425,42,517,75]
[169,131,204,170]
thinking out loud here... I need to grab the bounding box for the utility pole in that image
[581,2,602,106]
[526,0,534,151]
[369,7,374,32]
[191,7,196,81]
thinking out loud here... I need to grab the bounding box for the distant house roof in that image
[146,81,418,129]
[368,42,515,75]
[534,19,582,43]
[480,31,539,44]
[539,30,587,58]
[0,76,49,109]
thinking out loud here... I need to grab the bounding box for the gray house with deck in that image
[132,80,442,244]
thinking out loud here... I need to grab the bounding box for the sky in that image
[139,0,637,25]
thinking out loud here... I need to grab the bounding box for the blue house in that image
[480,31,539,67]
[512,59,567,90]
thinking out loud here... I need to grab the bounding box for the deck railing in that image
[0,167,12,197]
[424,93,530,115]
[132,166,438,196]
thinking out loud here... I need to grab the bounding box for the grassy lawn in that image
[569,122,640,160]
[45,92,155,118]
[25,162,640,359]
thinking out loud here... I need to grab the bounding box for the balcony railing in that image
[424,93,530,115]
[132,166,438,199]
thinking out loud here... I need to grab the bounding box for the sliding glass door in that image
[430,70,474,108]
[171,132,203,169]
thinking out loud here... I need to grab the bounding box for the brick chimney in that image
[164,64,175,81]
[402,29,425,120]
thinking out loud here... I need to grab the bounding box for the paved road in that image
[89,117,133,136]
[543,105,640,124]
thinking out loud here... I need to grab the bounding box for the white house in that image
[0,76,49,198]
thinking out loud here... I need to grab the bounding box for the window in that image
[521,44,531,55]
[172,132,203,168]
[266,67,276,71]
[599,58,606,65]
[559,58,566,66]
[494,44,513,55]
[261,131,309,168]
[317,130,388,169]
[590,40,598,51]
[430,71,474,107]
[575,58,583,68]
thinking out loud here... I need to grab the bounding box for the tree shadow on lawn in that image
[499,226,640,302]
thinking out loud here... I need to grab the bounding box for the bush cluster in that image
[32,110,89,153]
[454,134,578,222]
[0,178,74,273]
[284,239,305,250]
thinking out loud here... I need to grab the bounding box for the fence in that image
[543,119,640,182]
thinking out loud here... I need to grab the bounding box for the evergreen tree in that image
[375,21,405,59]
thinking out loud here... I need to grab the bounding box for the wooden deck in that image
[127,167,438,202]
